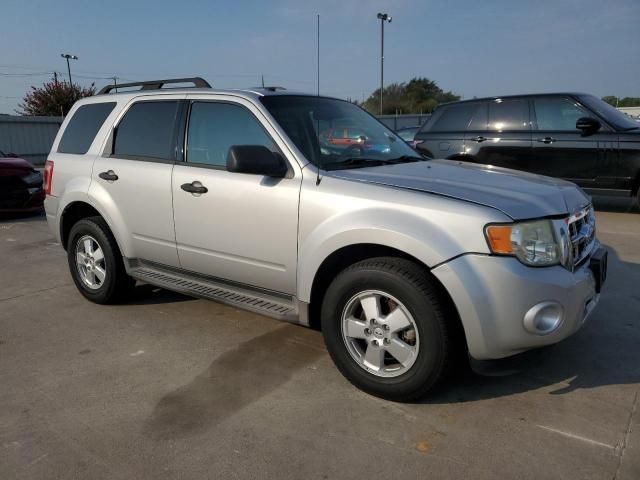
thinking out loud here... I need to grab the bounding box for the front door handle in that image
[472,136,487,143]
[98,170,118,181]
[181,181,208,195]
[537,137,556,144]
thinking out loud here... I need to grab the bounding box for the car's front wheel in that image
[67,216,135,304]
[321,257,456,401]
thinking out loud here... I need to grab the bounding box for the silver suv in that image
[44,78,607,401]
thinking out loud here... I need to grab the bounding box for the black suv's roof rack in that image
[97,77,211,95]
[256,86,286,92]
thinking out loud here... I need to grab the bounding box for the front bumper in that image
[432,248,602,360]
[0,185,45,213]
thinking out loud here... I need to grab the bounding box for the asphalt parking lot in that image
[1,200,639,480]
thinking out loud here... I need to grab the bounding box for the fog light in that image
[523,301,564,335]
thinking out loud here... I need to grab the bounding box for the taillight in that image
[43,160,54,195]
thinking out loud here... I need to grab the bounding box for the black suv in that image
[415,93,640,206]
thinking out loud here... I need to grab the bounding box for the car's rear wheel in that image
[321,257,455,401]
[67,216,135,304]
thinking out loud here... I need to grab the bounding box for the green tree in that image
[361,77,460,115]
[602,96,640,108]
[18,77,95,116]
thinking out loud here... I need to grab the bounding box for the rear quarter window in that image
[57,102,116,154]
[425,103,482,132]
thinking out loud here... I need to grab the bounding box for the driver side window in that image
[186,102,278,168]
[533,97,589,131]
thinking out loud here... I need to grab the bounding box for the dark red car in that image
[0,150,45,213]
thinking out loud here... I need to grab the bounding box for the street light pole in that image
[376,13,392,115]
[60,54,78,86]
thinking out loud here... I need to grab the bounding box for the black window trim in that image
[180,99,292,175]
[108,99,185,164]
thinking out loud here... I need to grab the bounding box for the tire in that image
[67,216,135,304]
[321,257,455,402]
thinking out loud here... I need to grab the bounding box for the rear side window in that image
[113,101,180,160]
[58,102,116,154]
[186,102,277,168]
[427,103,479,132]
[488,98,529,131]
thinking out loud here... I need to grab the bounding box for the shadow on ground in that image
[143,324,325,439]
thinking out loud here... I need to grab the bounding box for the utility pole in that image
[376,13,392,115]
[60,53,78,85]
[317,14,320,96]
[112,76,119,93]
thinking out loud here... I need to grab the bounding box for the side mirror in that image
[227,145,288,178]
[576,117,601,136]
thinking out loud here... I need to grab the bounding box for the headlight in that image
[21,170,42,186]
[485,219,560,266]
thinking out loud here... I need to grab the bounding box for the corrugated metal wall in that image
[0,115,62,166]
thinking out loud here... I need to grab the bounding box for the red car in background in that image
[322,127,367,148]
[0,150,45,213]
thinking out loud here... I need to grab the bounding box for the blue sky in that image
[1,0,638,114]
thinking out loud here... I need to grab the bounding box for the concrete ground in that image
[1,199,639,480]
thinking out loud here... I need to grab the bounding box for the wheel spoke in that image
[83,238,93,255]
[384,306,412,333]
[360,294,381,321]
[345,317,368,339]
[92,247,104,263]
[363,343,385,371]
[76,252,86,265]
[94,266,106,283]
[86,270,96,285]
[385,338,416,367]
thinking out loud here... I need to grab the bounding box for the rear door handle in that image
[537,137,556,144]
[181,181,208,195]
[98,170,118,181]
[472,136,487,143]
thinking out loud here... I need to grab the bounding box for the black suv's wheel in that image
[67,216,135,304]
[321,257,455,402]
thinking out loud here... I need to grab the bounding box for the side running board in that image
[125,259,298,322]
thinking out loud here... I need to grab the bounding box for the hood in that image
[0,156,35,176]
[327,159,590,220]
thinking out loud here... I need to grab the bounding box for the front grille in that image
[568,206,596,268]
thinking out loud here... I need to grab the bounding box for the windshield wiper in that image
[385,155,427,164]
[323,155,428,170]
[322,158,390,170]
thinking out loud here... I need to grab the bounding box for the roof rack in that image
[97,77,211,95]
[257,86,286,92]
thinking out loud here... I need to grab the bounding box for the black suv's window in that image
[533,97,587,131]
[428,103,478,132]
[58,102,116,154]
[186,102,277,168]
[113,101,180,160]
[488,98,529,131]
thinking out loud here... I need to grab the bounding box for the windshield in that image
[580,94,639,131]
[260,95,421,169]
